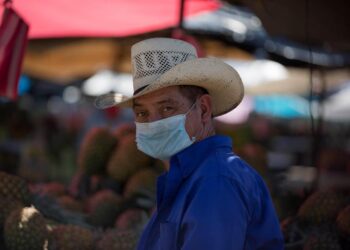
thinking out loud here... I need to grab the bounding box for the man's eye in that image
[136,111,147,117]
[163,106,174,112]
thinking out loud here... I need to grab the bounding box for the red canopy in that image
[0,0,219,39]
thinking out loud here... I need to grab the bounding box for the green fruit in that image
[114,123,135,138]
[303,229,342,250]
[0,171,31,205]
[337,205,350,237]
[298,190,347,226]
[123,168,158,198]
[4,206,49,250]
[0,197,23,229]
[107,134,152,182]
[79,127,117,175]
[48,224,94,250]
[56,195,84,212]
[86,190,122,228]
[96,228,140,250]
[115,208,148,230]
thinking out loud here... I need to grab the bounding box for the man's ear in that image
[199,94,213,122]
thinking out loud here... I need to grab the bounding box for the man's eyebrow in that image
[156,99,179,105]
[133,101,142,108]
[133,98,179,108]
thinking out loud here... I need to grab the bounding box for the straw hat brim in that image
[95,58,244,117]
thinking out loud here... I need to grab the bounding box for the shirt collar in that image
[170,135,232,178]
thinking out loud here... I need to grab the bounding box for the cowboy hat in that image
[95,37,244,116]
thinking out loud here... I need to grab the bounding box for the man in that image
[96,38,283,249]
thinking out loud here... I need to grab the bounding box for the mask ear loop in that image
[185,100,197,116]
[184,100,198,142]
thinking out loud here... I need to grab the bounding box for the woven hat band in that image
[133,50,196,79]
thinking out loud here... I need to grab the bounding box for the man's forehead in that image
[133,87,184,107]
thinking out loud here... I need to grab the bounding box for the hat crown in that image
[131,38,197,93]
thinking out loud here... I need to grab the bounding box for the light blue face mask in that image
[135,103,196,160]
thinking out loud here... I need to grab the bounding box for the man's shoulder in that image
[190,149,266,203]
[200,149,261,183]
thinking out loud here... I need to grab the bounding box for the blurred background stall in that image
[0,0,349,249]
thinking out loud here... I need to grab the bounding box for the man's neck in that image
[196,123,216,142]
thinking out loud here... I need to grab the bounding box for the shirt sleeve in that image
[178,176,251,250]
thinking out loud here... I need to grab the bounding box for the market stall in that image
[0,1,349,249]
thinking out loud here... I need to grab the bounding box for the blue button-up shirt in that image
[137,135,284,250]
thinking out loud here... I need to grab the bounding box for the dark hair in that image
[178,85,208,103]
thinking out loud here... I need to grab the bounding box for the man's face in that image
[132,86,202,139]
